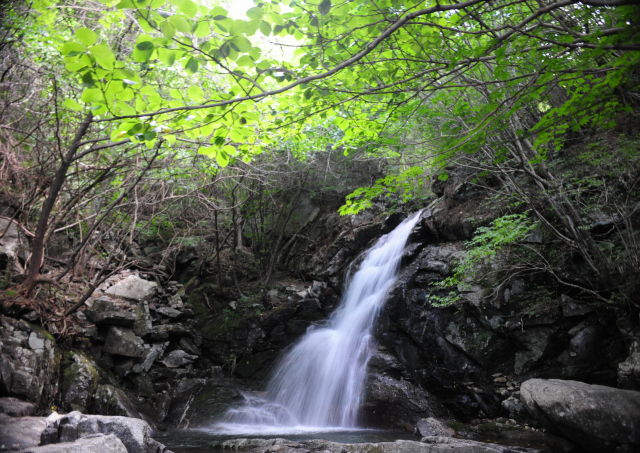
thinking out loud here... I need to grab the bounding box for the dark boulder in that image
[85,311,137,327]
[103,327,145,358]
[521,378,640,452]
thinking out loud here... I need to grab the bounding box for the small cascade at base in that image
[213,211,424,434]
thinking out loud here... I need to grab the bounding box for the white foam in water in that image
[212,211,424,435]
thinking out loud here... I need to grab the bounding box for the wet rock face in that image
[363,373,448,429]
[0,316,60,409]
[60,350,100,413]
[165,376,251,427]
[520,378,640,452]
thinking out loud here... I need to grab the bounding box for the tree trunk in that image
[21,113,93,295]
[261,172,309,304]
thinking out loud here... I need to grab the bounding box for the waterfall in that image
[215,210,423,433]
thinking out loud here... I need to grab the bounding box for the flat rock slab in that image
[0,413,47,451]
[17,433,128,453]
[155,307,182,319]
[0,397,36,417]
[105,275,157,301]
[159,350,197,368]
[521,378,640,452]
[85,310,136,327]
[217,437,540,453]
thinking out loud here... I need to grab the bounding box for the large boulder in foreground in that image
[58,411,151,453]
[520,378,640,452]
[0,413,47,450]
[17,433,128,453]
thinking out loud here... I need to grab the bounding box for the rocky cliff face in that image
[1,180,637,443]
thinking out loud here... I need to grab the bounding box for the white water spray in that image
[215,211,423,434]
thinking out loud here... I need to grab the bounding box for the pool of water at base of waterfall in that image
[153,429,553,453]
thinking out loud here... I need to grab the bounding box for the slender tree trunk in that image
[214,209,222,293]
[21,113,93,295]
[261,172,309,304]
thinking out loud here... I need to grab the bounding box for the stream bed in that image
[153,429,552,453]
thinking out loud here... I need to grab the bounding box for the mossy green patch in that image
[199,312,244,340]
[24,321,55,341]
[445,420,467,432]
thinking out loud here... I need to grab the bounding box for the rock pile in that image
[0,404,173,452]
[60,274,221,428]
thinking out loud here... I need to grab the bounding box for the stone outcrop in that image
[415,418,455,438]
[0,316,60,410]
[520,378,640,452]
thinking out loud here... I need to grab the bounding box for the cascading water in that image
[215,210,423,434]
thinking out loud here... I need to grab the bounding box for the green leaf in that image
[64,99,84,111]
[185,57,199,74]
[158,48,176,66]
[269,12,284,26]
[198,146,216,156]
[194,21,211,38]
[169,15,191,32]
[259,20,271,36]
[90,44,115,70]
[256,60,271,70]
[245,19,260,36]
[236,55,254,67]
[230,20,247,36]
[81,88,103,103]
[188,85,204,101]
[61,42,86,56]
[65,62,87,72]
[160,21,176,39]
[216,148,230,167]
[75,28,98,47]
[210,6,227,17]
[115,0,135,8]
[246,7,264,20]
[230,36,252,53]
[318,0,331,16]
[81,72,96,87]
[179,0,198,18]
[133,37,154,62]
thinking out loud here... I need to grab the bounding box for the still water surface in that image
[153,429,551,453]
